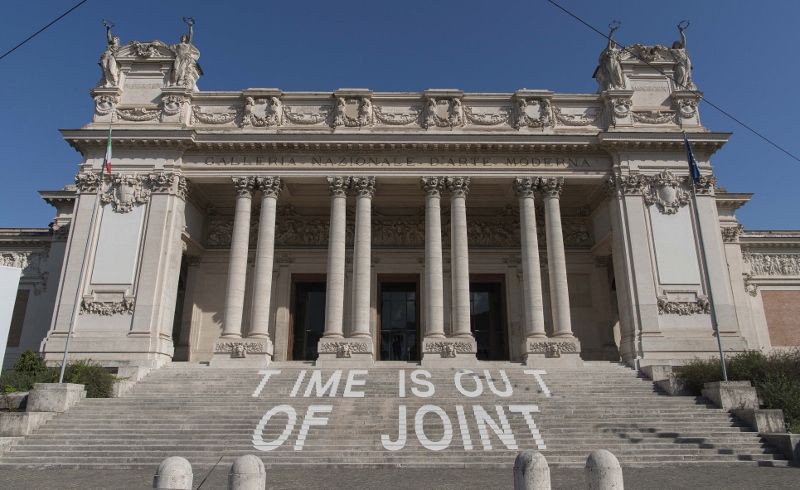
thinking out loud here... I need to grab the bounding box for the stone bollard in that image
[229,454,266,490]
[153,456,193,490]
[585,450,623,490]
[513,450,551,490]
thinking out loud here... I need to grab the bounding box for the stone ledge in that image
[421,338,478,367]
[0,392,28,410]
[0,412,54,437]
[26,383,86,413]
[655,377,691,396]
[759,433,800,465]
[732,409,786,434]
[701,381,758,410]
[0,436,22,455]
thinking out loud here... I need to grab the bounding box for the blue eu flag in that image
[683,132,701,184]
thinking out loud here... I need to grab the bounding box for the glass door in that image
[379,281,419,361]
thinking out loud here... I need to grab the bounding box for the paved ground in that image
[0,466,798,489]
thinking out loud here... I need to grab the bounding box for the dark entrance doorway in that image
[469,279,508,361]
[290,277,326,361]
[378,277,420,361]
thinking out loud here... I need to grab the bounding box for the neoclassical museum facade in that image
[2,30,799,370]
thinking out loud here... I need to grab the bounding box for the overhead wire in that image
[0,0,89,61]
[546,0,800,163]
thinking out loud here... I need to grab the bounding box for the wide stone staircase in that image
[0,361,791,468]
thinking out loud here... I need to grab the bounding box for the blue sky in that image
[1,0,798,230]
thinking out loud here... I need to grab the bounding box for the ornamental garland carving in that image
[100,174,151,213]
[116,107,160,122]
[743,274,758,297]
[423,341,474,355]
[80,298,135,316]
[333,97,373,128]
[552,106,603,126]
[191,105,240,125]
[515,99,552,128]
[464,106,511,126]
[162,95,185,117]
[743,253,800,276]
[373,106,422,125]
[721,225,743,243]
[657,295,711,315]
[127,40,162,58]
[94,94,118,116]
[425,98,464,128]
[677,99,698,118]
[213,341,266,354]
[610,174,646,196]
[74,173,101,193]
[643,170,690,215]
[318,341,370,357]
[621,44,670,62]
[283,105,331,125]
[528,341,578,356]
[631,111,676,125]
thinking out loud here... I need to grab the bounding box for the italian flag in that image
[102,127,112,176]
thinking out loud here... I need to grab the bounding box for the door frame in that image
[376,274,421,361]
[288,273,326,361]
[469,273,509,361]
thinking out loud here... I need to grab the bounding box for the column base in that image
[421,338,478,367]
[316,338,374,367]
[523,338,582,368]
[209,338,274,368]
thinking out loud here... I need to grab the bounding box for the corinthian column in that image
[221,177,255,338]
[323,176,351,338]
[351,176,375,338]
[249,176,281,339]
[446,176,474,338]
[514,177,546,338]
[539,177,574,338]
[421,177,445,338]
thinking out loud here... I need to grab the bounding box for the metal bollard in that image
[585,449,624,490]
[229,454,266,490]
[153,456,193,490]
[513,450,551,490]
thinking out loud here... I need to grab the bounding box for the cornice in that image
[60,129,196,153]
[715,192,752,210]
[598,132,730,155]
[740,231,800,249]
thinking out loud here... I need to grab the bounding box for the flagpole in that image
[684,131,728,382]
[59,128,111,383]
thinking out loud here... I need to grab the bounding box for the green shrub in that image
[13,349,50,376]
[676,349,800,433]
[61,361,116,398]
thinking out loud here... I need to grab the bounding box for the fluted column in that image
[446,176,473,338]
[351,176,375,338]
[539,177,574,338]
[221,177,255,338]
[323,176,350,338]
[514,177,546,338]
[249,177,281,339]
[421,177,446,338]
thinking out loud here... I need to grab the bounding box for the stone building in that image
[2,29,799,371]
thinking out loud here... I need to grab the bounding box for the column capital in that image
[256,176,282,198]
[327,176,351,197]
[446,176,470,198]
[538,177,564,198]
[232,177,256,197]
[421,177,446,197]
[513,177,539,198]
[351,176,376,198]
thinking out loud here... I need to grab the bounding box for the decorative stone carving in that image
[80,298,135,316]
[100,174,151,213]
[610,98,632,118]
[445,177,470,198]
[256,176,281,198]
[424,98,464,128]
[503,256,522,266]
[74,173,101,193]
[515,99,552,128]
[333,97,373,128]
[513,177,538,198]
[100,22,120,88]
[643,170,690,215]
[421,177,445,197]
[595,256,611,268]
[464,106,511,126]
[657,295,711,315]
[373,106,422,125]
[275,219,330,247]
[146,172,178,194]
[318,341,370,357]
[528,341,578,355]
[743,274,758,297]
[695,176,716,195]
[191,105,240,125]
[166,20,200,88]
[283,105,331,125]
[743,253,800,276]
[94,94,118,116]
[562,221,591,248]
[267,97,283,126]
[466,220,518,247]
[669,24,695,90]
[213,341,266,355]
[116,107,160,122]
[721,225,744,243]
[52,223,70,240]
[631,111,676,125]
[611,174,646,196]
[423,341,474,356]
[538,177,564,198]
[128,40,161,58]
[351,176,376,197]
[677,98,698,118]
[552,106,603,126]
[327,176,351,197]
[275,253,294,265]
[233,177,256,197]
[596,24,625,91]
[207,221,233,247]
[1,251,49,295]
[162,95,185,116]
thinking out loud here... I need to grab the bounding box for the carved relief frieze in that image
[116,107,160,122]
[74,173,102,193]
[318,341,370,357]
[552,106,603,126]
[695,176,716,195]
[562,221,591,248]
[424,98,464,128]
[643,170,690,215]
[743,253,800,276]
[80,298,135,315]
[657,295,711,315]
[610,174,646,196]
[213,341,266,355]
[127,40,162,58]
[515,98,552,128]
[631,111,676,125]
[528,341,578,355]
[206,220,234,247]
[373,105,422,126]
[100,174,151,213]
[721,225,744,243]
[333,97,373,128]
[621,44,670,62]
[423,341,475,356]
[282,105,332,125]
[191,105,240,125]
[464,106,511,126]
